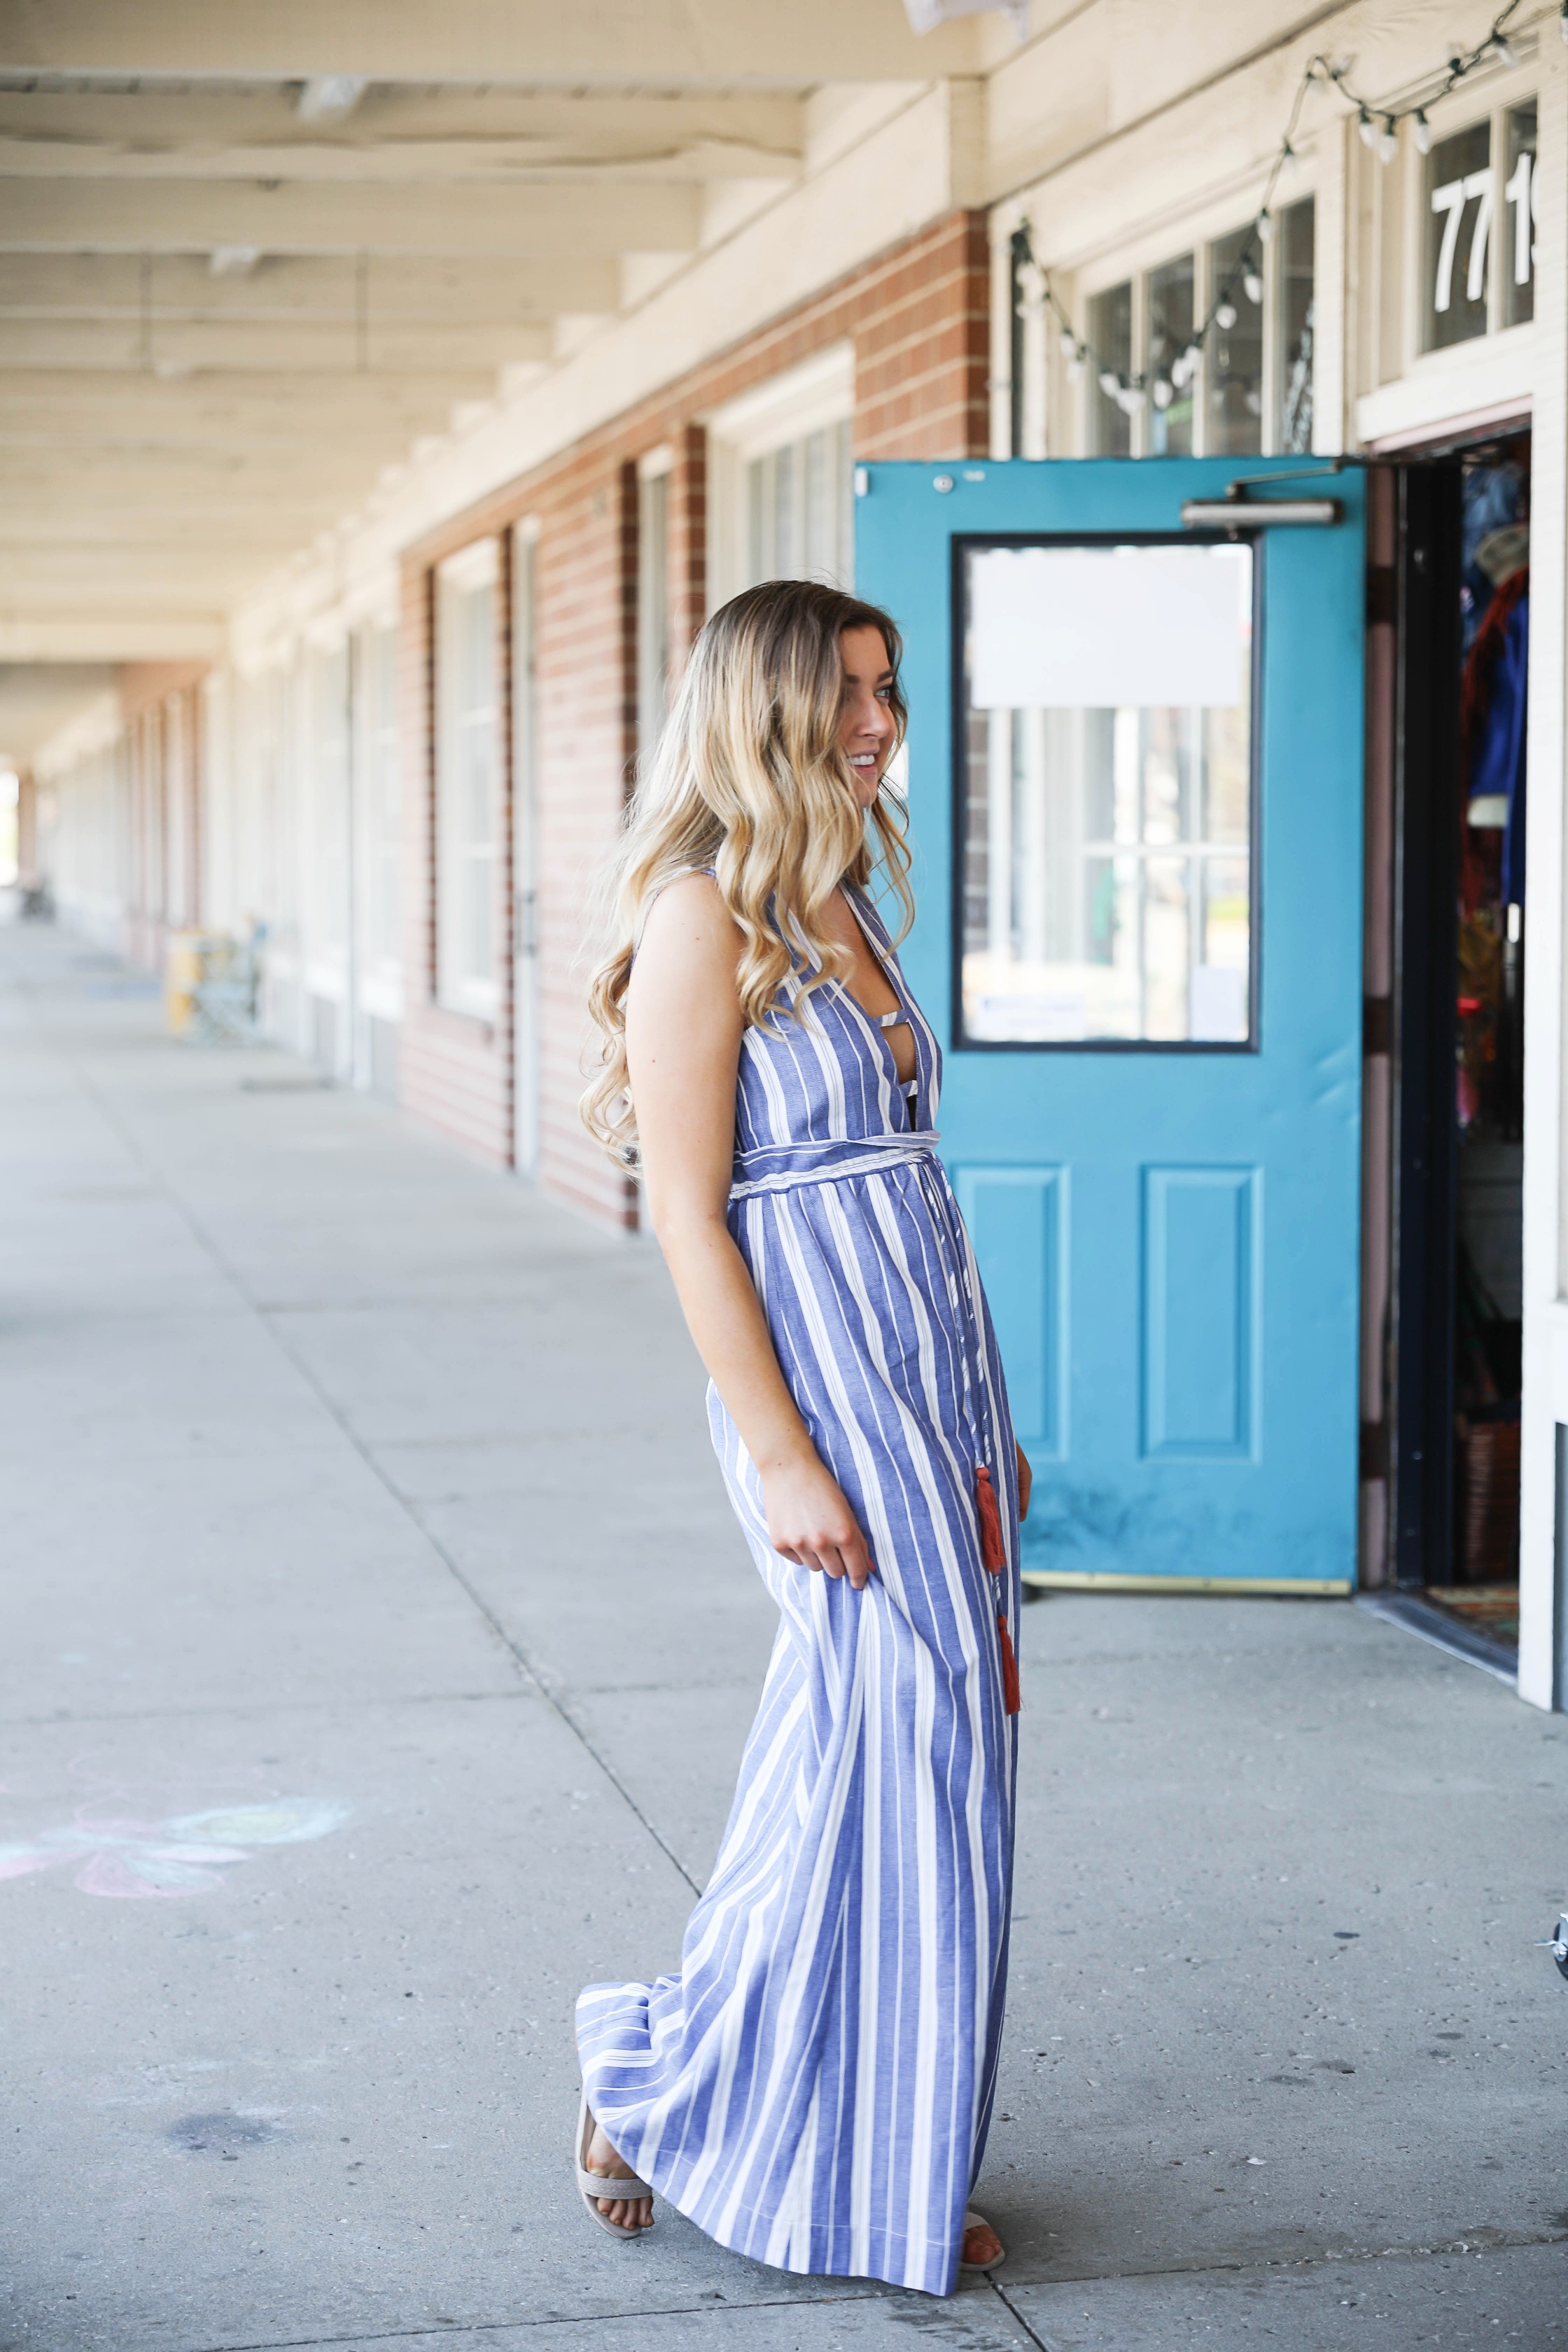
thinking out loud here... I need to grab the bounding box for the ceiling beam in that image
[0,90,806,178]
[0,316,554,369]
[0,618,226,659]
[0,88,806,161]
[0,0,980,87]
[0,365,493,425]
[0,175,702,254]
[0,251,623,318]
[0,447,449,489]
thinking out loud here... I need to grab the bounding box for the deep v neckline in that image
[836,888,905,1023]
[836,888,918,1094]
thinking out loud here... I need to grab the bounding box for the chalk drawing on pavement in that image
[0,1798,350,1898]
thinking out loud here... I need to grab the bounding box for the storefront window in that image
[1275,198,1315,454]
[744,419,853,588]
[1088,281,1133,455]
[1424,118,1492,351]
[1503,101,1536,329]
[959,539,1254,1047]
[1146,256,1194,456]
[637,465,671,775]
[435,541,500,1019]
[1207,225,1264,456]
[360,625,399,969]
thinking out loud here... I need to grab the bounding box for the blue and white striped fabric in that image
[577,885,1019,2299]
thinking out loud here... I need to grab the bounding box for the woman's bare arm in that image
[627,875,874,1589]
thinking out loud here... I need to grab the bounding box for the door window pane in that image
[1207,225,1264,455]
[1088,281,1132,456]
[960,540,1254,1046]
[1275,198,1315,454]
[1424,118,1491,351]
[1503,102,1536,328]
[1146,255,1194,456]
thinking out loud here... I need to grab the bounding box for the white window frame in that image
[637,444,673,778]
[435,536,501,1023]
[704,342,855,610]
[354,616,402,1019]
[1352,72,1539,449]
[512,514,542,1180]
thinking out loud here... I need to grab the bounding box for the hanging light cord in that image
[1015,0,1539,413]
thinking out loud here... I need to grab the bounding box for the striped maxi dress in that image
[576,883,1021,2300]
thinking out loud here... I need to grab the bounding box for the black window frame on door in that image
[947,526,1265,1056]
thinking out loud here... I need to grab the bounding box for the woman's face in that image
[837,626,897,809]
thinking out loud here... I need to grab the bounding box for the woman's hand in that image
[762,1447,875,1590]
[1016,1443,1032,1521]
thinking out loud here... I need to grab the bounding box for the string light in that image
[1560,1,1568,46]
[1023,0,1525,421]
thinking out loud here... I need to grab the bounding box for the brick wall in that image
[399,208,989,1222]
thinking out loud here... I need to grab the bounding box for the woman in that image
[575,580,1028,2298]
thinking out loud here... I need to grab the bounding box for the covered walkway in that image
[3,913,1566,2349]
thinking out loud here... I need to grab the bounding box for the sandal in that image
[575,2086,654,2239]
[960,2207,1005,2272]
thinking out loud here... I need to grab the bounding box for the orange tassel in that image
[974,1463,1005,1574]
[996,1610,1021,1717]
[975,1463,1021,1715]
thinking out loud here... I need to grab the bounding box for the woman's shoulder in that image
[635,867,741,966]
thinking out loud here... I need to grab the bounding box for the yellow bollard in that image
[164,930,207,1036]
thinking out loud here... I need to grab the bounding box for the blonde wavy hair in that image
[582,578,913,1166]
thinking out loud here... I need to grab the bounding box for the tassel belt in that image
[728,1133,941,1201]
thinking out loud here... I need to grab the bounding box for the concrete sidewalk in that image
[2,916,1565,2352]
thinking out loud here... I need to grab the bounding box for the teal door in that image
[857,458,1366,1592]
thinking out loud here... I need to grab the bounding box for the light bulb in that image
[1067,353,1085,384]
[1378,118,1397,162]
[1117,383,1147,415]
[1058,327,1077,357]
[1244,388,1263,416]
[1358,108,1378,148]
[1170,352,1191,391]
[1280,140,1298,176]
[1243,270,1265,305]
[1152,377,1173,411]
[1215,300,1238,331]
[1492,33,1516,66]
[1560,3,1568,46]
[1413,110,1432,154]
[1256,209,1275,245]
[1098,368,1121,398]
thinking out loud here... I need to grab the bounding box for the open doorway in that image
[1381,430,1529,1670]
[1447,433,1529,1648]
